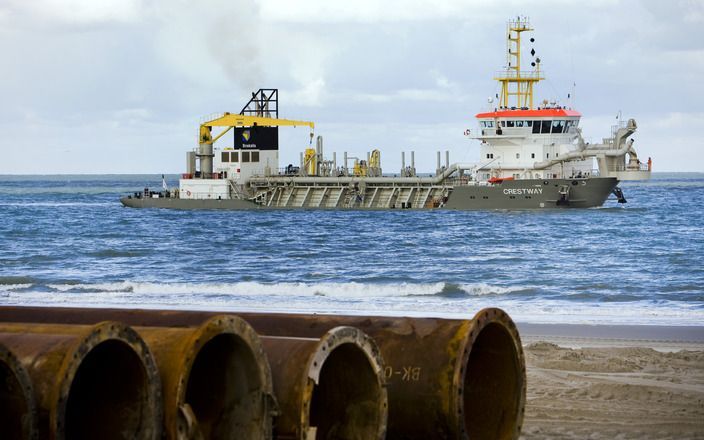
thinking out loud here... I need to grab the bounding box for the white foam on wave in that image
[47,281,449,298]
[47,282,133,292]
[3,281,702,326]
[492,299,704,326]
[41,280,525,298]
[458,283,521,296]
[0,284,33,291]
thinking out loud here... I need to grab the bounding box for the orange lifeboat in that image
[487,176,515,184]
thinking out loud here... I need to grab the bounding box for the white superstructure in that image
[472,17,651,182]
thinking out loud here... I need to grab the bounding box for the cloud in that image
[113,108,153,123]
[1,0,703,173]
[3,0,143,28]
[258,0,620,23]
[349,88,467,104]
[289,78,328,107]
[149,0,333,105]
[151,0,264,91]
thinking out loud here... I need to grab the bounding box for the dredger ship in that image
[122,18,650,211]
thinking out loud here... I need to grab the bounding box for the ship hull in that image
[443,177,618,209]
[121,177,619,210]
[120,196,261,210]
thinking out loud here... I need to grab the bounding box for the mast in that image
[494,17,543,109]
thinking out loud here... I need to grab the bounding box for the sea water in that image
[1,173,702,325]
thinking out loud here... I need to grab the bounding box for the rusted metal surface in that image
[136,315,275,440]
[0,321,162,440]
[0,306,526,439]
[0,342,38,440]
[0,317,275,440]
[261,326,387,440]
[246,309,525,440]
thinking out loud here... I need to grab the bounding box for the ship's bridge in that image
[475,108,581,137]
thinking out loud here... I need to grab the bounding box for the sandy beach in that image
[518,324,704,439]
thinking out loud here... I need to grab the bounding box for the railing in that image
[610,119,628,138]
[127,189,176,199]
[608,163,650,172]
[494,70,544,80]
[199,112,225,124]
[445,176,473,186]
[277,166,301,176]
[181,172,225,179]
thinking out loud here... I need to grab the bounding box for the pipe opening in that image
[310,343,383,439]
[185,333,264,439]
[64,340,151,439]
[0,360,32,440]
[464,322,522,440]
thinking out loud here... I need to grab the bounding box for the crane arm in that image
[202,113,314,130]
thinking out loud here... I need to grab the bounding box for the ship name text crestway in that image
[503,188,544,195]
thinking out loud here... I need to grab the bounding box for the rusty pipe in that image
[0,317,275,440]
[0,306,526,439]
[0,321,162,440]
[136,315,276,440]
[261,326,387,440]
[0,342,38,440]
[242,309,525,439]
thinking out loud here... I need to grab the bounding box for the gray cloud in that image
[1,0,702,173]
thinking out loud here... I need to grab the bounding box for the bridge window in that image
[251,151,260,162]
[552,120,564,133]
[231,151,239,162]
[506,120,515,127]
[532,121,540,133]
[241,151,250,162]
[515,120,524,127]
[500,121,506,127]
[541,120,552,134]
[526,120,533,127]
[221,152,229,163]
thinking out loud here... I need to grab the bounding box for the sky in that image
[1,0,702,174]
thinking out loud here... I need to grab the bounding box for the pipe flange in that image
[53,321,163,440]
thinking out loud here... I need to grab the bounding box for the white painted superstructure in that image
[471,17,650,182]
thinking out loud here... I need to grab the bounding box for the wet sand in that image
[518,324,704,439]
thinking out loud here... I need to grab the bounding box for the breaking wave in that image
[33,281,524,298]
[2,280,702,326]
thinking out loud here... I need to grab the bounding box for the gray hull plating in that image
[120,196,261,210]
[443,178,618,209]
[121,177,618,210]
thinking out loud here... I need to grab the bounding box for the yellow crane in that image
[195,89,315,178]
[198,89,314,144]
[199,114,315,144]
